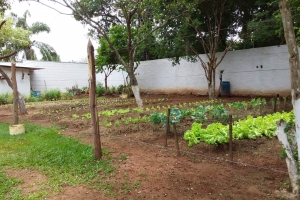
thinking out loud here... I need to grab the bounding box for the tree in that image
[13,10,60,61]
[34,0,186,108]
[0,14,31,114]
[95,26,124,92]
[159,0,235,99]
[279,0,300,194]
[0,15,31,60]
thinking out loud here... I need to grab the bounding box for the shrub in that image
[61,92,73,100]
[96,82,105,97]
[117,84,125,94]
[44,89,61,101]
[26,95,40,102]
[0,93,13,105]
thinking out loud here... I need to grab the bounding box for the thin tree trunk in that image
[104,76,108,92]
[0,67,27,114]
[279,0,300,195]
[127,67,143,108]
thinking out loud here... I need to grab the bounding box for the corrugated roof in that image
[0,62,44,70]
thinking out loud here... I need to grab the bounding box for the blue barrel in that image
[221,81,230,97]
[33,91,41,98]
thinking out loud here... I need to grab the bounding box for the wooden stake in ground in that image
[11,61,19,125]
[87,39,102,159]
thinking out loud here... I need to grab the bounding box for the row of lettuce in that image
[147,105,294,146]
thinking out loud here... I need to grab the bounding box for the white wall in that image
[28,61,90,92]
[0,67,31,96]
[25,45,292,96]
[106,45,291,96]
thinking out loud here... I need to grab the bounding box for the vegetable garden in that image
[0,94,295,199]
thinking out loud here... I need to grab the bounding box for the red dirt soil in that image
[0,94,296,200]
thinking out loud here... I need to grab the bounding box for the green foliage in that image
[148,112,166,125]
[0,122,114,198]
[96,82,105,97]
[44,89,61,101]
[0,15,31,58]
[191,105,210,123]
[0,93,13,105]
[61,92,73,100]
[184,111,294,146]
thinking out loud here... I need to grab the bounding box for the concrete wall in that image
[28,61,90,93]
[0,67,31,96]
[24,45,292,96]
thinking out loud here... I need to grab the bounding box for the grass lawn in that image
[0,122,114,199]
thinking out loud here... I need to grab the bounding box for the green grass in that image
[0,122,115,199]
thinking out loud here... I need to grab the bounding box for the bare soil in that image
[0,94,296,200]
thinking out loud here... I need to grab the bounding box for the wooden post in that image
[88,39,102,159]
[229,115,233,163]
[173,124,180,156]
[165,108,170,147]
[11,62,19,125]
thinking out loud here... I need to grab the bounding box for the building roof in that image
[0,62,44,70]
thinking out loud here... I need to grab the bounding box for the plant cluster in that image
[44,89,61,101]
[184,111,294,146]
[0,93,13,105]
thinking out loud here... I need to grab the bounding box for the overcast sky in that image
[11,1,98,62]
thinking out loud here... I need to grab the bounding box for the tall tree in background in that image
[34,0,188,108]
[159,0,235,99]
[13,10,60,61]
[96,25,127,92]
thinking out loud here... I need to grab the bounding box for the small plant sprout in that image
[72,114,80,118]
[283,96,287,107]
[115,120,120,126]
[270,98,275,109]
[103,119,112,127]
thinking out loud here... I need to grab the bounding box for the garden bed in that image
[0,94,295,199]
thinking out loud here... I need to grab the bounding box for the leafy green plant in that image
[232,101,243,111]
[44,89,61,101]
[191,105,209,123]
[210,104,228,122]
[96,82,105,96]
[184,111,294,146]
[115,120,120,126]
[103,119,112,127]
[72,114,80,118]
[0,93,13,105]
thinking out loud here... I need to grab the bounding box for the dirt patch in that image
[0,94,295,199]
[6,169,47,194]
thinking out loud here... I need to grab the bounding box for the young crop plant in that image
[115,119,120,126]
[139,115,147,123]
[103,119,112,127]
[191,105,210,123]
[117,108,130,114]
[72,114,80,119]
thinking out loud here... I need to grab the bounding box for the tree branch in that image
[0,51,18,60]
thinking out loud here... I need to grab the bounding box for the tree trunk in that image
[104,76,108,92]
[280,0,300,162]
[0,67,27,114]
[127,67,143,108]
[279,0,300,195]
[207,64,216,99]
